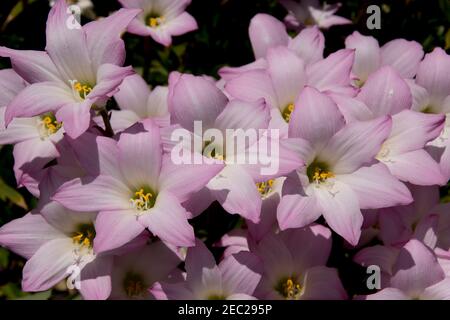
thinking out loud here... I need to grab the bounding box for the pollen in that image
[72,223,96,249]
[282,103,295,122]
[276,277,302,300]
[130,187,156,211]
[312,168,335,183]
[38,113,62,138]
[148,16,165,28]
[307,160,334,184]
[256,179,274,197]
[72,81,92,100]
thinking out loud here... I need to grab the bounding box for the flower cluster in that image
[0,0,449,300]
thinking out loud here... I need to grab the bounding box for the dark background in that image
[0,0,449,299]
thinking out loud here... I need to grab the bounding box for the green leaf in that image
[0,178,27,210]
[16,290,52,300]
[1,0,38,31]
[0,247,9,269]
[445,28,450,50]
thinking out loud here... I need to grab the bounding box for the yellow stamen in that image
[148,16,165,28]
[282,103,295,122]
[72,81,92,100]
[256,179,275,197]
[312,168,335,183]
[71,224,95,249]
[130,188,156,211]
[276,277,302,300]
[123,272,147,298]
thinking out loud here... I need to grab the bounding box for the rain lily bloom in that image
[373,185,450,249]
[108,241,181,300]
[409,48,450,180]
[108,74,170,133]
[52,120,223,251]
[219,14,325,80]
[280,0,351,30]
[345,31,424,86]
[0,0,139,138]
[356,66,446,186]
[151,239,262,300]
[277,87,412,245]
[0,69,64,196]
[254,224,347,300]
[355,239,450,300]
[119,0,198,46]
[225,46,356,136]
[168,73,303,223]
[0,205,104,296]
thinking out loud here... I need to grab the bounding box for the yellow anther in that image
[256,179,275,197]
[282,103,295,122]
[72,81,92,100]
[312,168,334,183]
[279,277,302,300]
[131,187,156,211]
[148,16,165,28]
[72,225,95,249]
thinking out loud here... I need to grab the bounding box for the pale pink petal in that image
[322,116,392,174]
[52,175,131,212]
[249,14,289,60]
[22,238,75,292]
[93,210,146,253]
[339,163,413,209]
[289,87,345,148]
[266,46,306,108]
[55,100,92,139]
[363,287,410,300]
[381,39,424,78]
[140,191,195,247]
[289,26,324,65]
[220,251,262,295]
[0,213,66,259]
[345,31,381,83]
[391,239,445,297]
[79,255,114,300]
[169,72,228,131]
[315,180,363,246]
[277,194,321,230]
[301,266,347,300]
[357,66,412,116]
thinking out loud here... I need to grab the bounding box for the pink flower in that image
[356,239,450,300]
[280,0,351,30]
[120,0,198,46]
[345,31,424,86]
[219,14,325,80]
[225,46,356,136]
[108,241,181,300]
[151,239,262,299]
[254,224,347,300]
[52,120,223,251]
[356,66,447,186]
[277,87,412,245]
[168,73,303,223]
[0,0,140,138]
[106,74,170,133]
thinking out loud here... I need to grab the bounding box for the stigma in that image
[282,103,295,122]
[130,188,156,212]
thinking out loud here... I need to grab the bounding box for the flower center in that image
[203,140,225,161]
[256,179,274,197]
[71,80,93,100]
[281,103,295,122]
[276,277,302,300]
[421,105,436,114]
[130,187,156,211]
[123,272,147,298]
[307,160,334,184]
[71,223,96,249]
[38,113,62,138]
[146,13,165,28]
[207,294,226,300]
